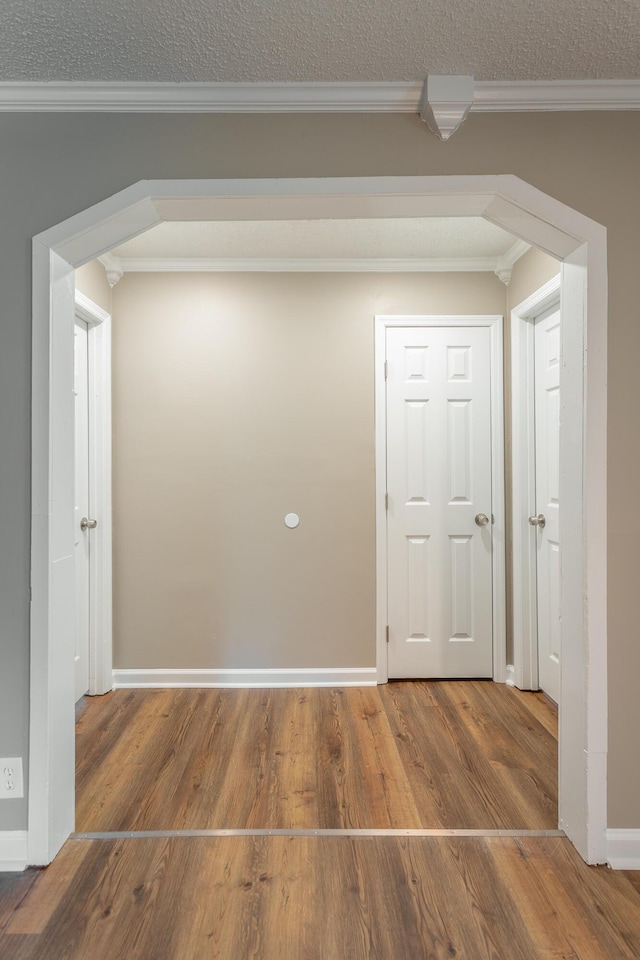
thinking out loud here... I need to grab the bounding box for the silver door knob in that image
[474,513,490,526]
[80,517,97,530]
[528,514,546,528]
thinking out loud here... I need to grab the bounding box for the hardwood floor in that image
[75,681,558,832]
[2,835,640,959]
[2,683,639,959]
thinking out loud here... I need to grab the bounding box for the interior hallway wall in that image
[75,259,113,315]
[507,248,561,314]
[110,270,506,669]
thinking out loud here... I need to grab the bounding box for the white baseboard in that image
[0,830,28,871]
[112,667,377,689]
[607,829,640,869]
[505,664,516,687]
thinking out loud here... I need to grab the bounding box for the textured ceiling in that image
[111,218,518,261]
[3,0,639,82]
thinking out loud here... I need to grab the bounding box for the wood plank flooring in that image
[75,681,558,832]
[2,835,640,959]
[2,683,638,959]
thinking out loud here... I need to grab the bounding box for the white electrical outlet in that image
[0,758,24,799]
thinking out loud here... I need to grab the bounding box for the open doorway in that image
[72,238,557,835]
[510,274,564,699]
[30,176,607,866]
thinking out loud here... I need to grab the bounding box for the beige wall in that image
[507,247,561,315]
[75,259,113,314]
[1,110,638,828]
[111,270,506,668]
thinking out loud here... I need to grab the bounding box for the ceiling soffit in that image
[102,217,531,285]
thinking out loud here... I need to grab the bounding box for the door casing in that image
[73,315,90,700]
[73,291,113,697]
[510,275,561,691]
[375,314,505,684]
[30,175,607,867]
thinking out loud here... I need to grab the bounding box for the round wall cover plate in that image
[284,513,300,528]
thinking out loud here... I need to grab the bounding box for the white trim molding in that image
[74,290,110,327]
[510,274,562,691]
[113,667,377,688]
[97,252,123,287]
[102,252,528,276]
[420,75,475,140]
[113,256,502,274]
[0,79,638,113]
[74,291,113,698]
[495,239,531,285]
[607,829,640,870]
[474,79,640,111]
[30,175,607,870]
[0,831,29,871]
[0,81,423,112]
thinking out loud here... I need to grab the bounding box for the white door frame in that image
[375,315,505,684]
[30,175,607,866]
[511,275,562,691]
[74,290,113,697]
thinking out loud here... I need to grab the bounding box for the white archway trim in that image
[74,291,113,698]
[511,274,562,691]
[30,175,607,867]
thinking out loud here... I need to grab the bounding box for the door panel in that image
[406,535,430,639]
[535,308,561,702]
[74,318,90,701]
[386,326,493,679]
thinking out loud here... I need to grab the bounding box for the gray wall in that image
[1,111,638,829]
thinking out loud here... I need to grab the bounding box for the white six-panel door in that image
[74,318,90,701]
[534,307,561,702]
[385,324,495,679]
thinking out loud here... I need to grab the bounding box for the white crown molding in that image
[474,79,640,111]
[97,252,123,287]
[420,75,475,140]
[112,667,377,688]
[502,238,531,263]
[494,237,531,284]
[0,79,639,113]
[0,81,422,113]
[113,255,506,273]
